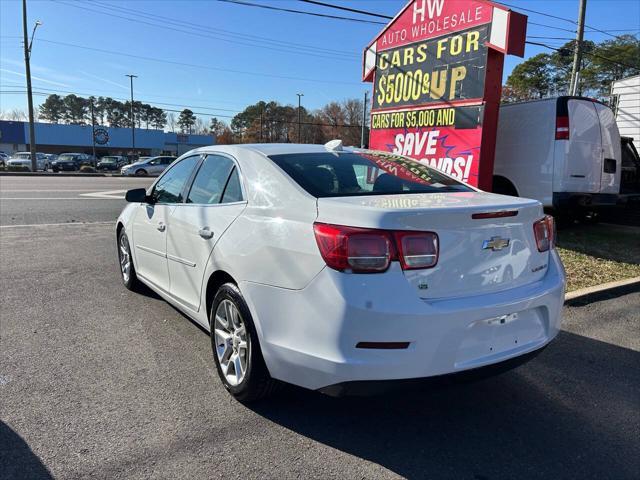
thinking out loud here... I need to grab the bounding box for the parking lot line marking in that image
[0,221,114,229]
[80,189,128,199]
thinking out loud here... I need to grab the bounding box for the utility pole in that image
[569,0,587,96]
[125,74,137,155]
[22,0,38,172]
[361,91,369,148]
[260,107,264,143]
[90,99,97,161]
[296,93,304,143]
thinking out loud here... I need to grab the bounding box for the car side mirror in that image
[125,188,150,203]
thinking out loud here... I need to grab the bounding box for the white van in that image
[493,97,621,215]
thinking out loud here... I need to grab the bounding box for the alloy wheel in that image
[119,235,131,283]
[214,299,249,386]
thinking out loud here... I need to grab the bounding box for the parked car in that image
[97,155,128,171]
[120,156,176,176]
[116,142,565,402]
[6,152,48,171]
[45,154,58,166]
[494,96,621,219]
[52,153,92,172]
[0,152,9,167]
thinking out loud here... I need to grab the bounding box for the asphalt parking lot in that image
[1,176,639,479]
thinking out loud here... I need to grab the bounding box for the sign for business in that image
[363,0,527,190]
[94,127,109,145]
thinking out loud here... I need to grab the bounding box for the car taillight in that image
[555,115,570,140]
[393,231,438,270]
[313,223,438,273]
[533,215,555,252]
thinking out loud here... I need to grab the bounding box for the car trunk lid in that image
[316,192,550,299]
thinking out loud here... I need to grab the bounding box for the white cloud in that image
[78,70,128,90]
[0,68,71,87]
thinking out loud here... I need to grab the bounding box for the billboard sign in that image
[363,0,527,190]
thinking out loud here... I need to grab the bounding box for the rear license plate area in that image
[454,307,547,368]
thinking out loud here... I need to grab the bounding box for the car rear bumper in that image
[318,345,548,396]
[240,250,566,391]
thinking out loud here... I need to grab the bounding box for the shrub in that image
[79,165,97,173]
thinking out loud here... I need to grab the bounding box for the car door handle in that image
[198,227,214,239]
[157,223,166,232]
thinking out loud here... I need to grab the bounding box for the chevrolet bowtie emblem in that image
[482,236,510,251]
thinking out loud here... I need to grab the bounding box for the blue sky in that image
[1,0,639,123]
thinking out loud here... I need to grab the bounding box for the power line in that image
[526,41,640,72]
[297,0,392,20]
[528,21,576,34]
[0,85,243,113]
[53,0,358,61]
[86,0,358,58]
[215,0,386,25]
[528,36,575,41]
[7,37,362,86]
[1,89,366,129]
[498,1,637,40]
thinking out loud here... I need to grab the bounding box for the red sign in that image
[363,0,527,190]
[375,0,492,51]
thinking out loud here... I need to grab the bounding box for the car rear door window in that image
[221,167,243,203]
[151,155,199,204]
[187,155,236,204]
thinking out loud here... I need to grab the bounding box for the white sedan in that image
[116,142,565,401]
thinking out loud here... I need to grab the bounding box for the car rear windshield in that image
[268,151,472,198]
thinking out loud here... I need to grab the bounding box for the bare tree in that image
[8,109,28,121]
[194,117,207,135]
[166,112,176,132]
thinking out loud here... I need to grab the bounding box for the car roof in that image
[195,143,357,157]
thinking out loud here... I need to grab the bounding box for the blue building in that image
[0,120,214,157]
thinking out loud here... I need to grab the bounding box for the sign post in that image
[363,0,527,191]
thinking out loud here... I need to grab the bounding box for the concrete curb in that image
[565,276,640,302]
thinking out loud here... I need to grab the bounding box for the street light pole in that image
[22,0,40,172]
[296,93,304,143]
[90,99,97,161]
[125,74,137,155]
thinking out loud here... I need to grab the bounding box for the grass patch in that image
[557,224,640,291]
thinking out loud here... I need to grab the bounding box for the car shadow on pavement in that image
[0,422,53,480]
[249,331,640,479]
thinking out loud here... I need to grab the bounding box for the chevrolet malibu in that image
[116,143,566,402]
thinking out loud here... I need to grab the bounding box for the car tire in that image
[135,169,147,176]
[117,229,138,290]
[210,283,278,402]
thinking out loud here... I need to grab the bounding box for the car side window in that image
[163,158,174,165]
[151,156,199,204]
[221,167,243,203]
[186,155,235,205]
